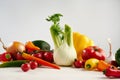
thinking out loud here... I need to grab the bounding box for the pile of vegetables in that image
[0,13,120,79]
[47,13,120,79]
[0,38,60,72]
[73,38,120,78]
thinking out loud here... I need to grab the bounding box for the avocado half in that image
[32,40,51,51]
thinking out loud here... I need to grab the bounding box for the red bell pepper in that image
[82,46,106,60]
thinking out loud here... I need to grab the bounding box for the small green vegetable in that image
[0,60,28,67]
[32,40,51,51]
[115,48,120,66]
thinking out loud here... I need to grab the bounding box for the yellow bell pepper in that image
[73,32,94,60]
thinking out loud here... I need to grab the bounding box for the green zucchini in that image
[115,48,120,66]
[32,40,51,51]
[0,60,28,67]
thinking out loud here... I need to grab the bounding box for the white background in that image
[0,0,120,56]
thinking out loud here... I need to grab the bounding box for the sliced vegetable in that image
[46,13,77,66]
[85,58,99,70]
[73,32,94,60]
[22,52,60,69]
[0,60,28,67]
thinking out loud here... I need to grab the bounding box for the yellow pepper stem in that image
[86,64,91,69]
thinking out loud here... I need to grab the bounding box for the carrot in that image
[25,41,40,50]
[97,60,117,71]
[22,52,60,69]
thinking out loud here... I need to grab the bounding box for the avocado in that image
[32,40,51,51]
[115,48,120,66]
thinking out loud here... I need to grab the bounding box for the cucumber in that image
[0,60,28,67]
[32,40,51,51]
[115,48,120,66]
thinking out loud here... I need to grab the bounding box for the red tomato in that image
[43,52,53,63]
[29,61,38,69]
[21,63,30,72]
[16,52,24,60]
[32,53,43,59]
[73,59,84,68]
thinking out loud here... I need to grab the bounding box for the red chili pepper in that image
[0,52,13,62]
[103,67,120,78]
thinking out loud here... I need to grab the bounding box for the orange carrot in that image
[25,41,40,50]
[22,52,60,69]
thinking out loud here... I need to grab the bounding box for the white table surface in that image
[0,67,119,80]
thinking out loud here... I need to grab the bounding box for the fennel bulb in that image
[46,13,77,66]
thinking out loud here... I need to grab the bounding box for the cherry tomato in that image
[73,59,84,68]
[43,52,53,63]
[26,49,34,54]
[32,53,43,59]
[16,52,24,60]
[110,60,119,67]
[21,63,30,72]
[29,61,38,70]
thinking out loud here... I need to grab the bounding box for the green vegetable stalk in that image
[46,13,77,66]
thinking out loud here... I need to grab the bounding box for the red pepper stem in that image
[5,54,11,59]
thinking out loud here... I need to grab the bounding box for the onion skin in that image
[6,41,25,54]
